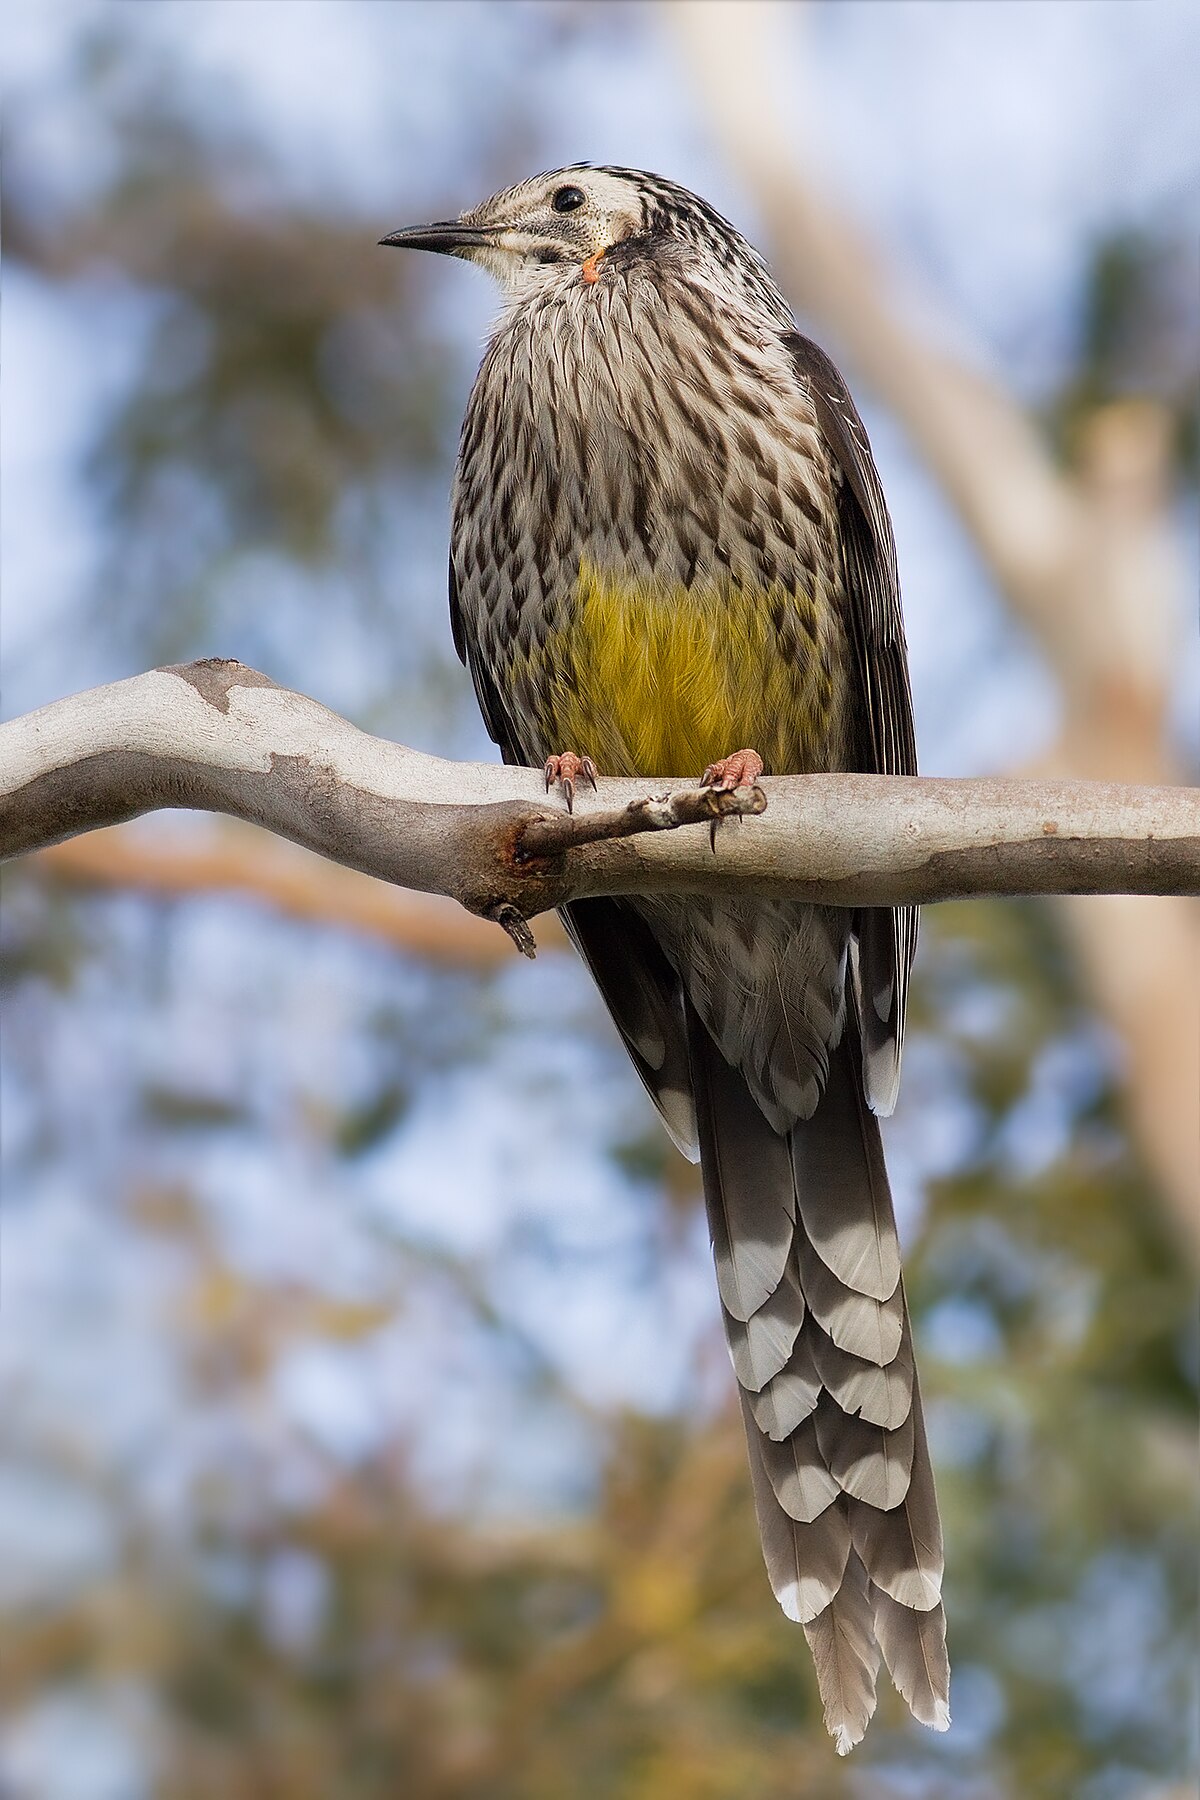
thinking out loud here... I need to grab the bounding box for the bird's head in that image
[381,165,785,314]
[381,166,651,299]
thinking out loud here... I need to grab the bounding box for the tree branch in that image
[3,664,1196,953]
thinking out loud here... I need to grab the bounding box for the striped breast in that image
[452,260,854,782]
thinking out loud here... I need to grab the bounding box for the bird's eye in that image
[552,185,586,214]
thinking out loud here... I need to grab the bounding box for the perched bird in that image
[383,166,947,1752]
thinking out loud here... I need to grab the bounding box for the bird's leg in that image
[700,748,764,793]
[700,748,764,850]
[543,750,598,814]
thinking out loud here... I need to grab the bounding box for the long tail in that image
[688,1007,950,1753]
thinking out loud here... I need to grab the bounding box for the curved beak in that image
[379,221,499,256]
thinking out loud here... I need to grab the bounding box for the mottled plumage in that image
[384,165,945,1750]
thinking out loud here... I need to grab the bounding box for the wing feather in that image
[784,334,918,1116]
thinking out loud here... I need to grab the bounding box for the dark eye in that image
[552,185,586,214]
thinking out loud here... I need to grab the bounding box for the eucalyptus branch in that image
[3,662,1196,955]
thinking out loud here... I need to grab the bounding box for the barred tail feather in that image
[803,1547,882,1755]
[846,1383,944,1612]
[690,1008,950,1750]
[871,1582,951,1733]
[741,1400,853,1626]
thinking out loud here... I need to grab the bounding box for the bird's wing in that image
[559,900,699,1160]
[784,333,918,1116]
[449,550,520,762]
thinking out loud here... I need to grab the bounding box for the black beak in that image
[379,221,498,255]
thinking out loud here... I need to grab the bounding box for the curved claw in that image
[700,748,765,852]
[701,747,765,794]
[544,751,598,814]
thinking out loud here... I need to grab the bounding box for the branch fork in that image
[518,782,767,859]
[493,784,767,952]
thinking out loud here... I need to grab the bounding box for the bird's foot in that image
[699,748,764,851]
[700,748,764,793]
[544,750,598,814]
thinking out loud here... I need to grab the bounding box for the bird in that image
[382,165,947,1753]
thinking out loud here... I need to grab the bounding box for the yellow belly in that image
[518,560,845,779]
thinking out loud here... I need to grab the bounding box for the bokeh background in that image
[2,4,1197,1797]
